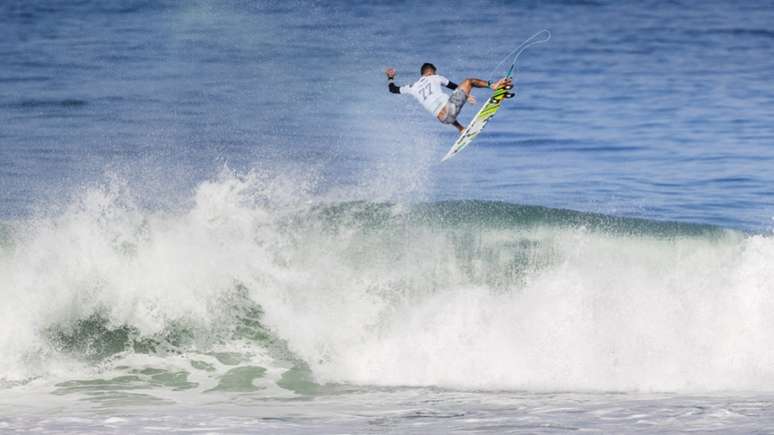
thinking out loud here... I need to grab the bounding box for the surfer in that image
[385,63,511,132]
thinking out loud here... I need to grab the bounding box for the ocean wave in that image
[0,170,772,393]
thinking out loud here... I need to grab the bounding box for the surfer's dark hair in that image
[420,63,436,75]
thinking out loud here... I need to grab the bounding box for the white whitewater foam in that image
[1,170,773,393]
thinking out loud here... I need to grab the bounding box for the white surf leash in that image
[487,29,552,84]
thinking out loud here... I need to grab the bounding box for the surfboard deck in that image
[441,85,512,162]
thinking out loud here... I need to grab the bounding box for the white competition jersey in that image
[400,74,451,116]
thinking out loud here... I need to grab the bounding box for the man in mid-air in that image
[385,63,511,133]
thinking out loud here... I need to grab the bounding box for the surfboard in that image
[440,29,551,162]
[441,84,512,162]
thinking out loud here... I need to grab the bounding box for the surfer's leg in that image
[458,78,490,95]
[438,88,467,126]
[452,121,465,132]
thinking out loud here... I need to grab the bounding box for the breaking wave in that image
[1,169,773,393]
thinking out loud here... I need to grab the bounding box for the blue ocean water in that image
[2,0,774,433]
[2,0,772,230]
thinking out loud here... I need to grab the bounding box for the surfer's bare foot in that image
[453,121,465,132]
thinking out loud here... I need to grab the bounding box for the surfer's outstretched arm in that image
[385,68,401,94]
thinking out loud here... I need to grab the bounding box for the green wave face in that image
[0,194,767,394]
[311,200,729,237]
